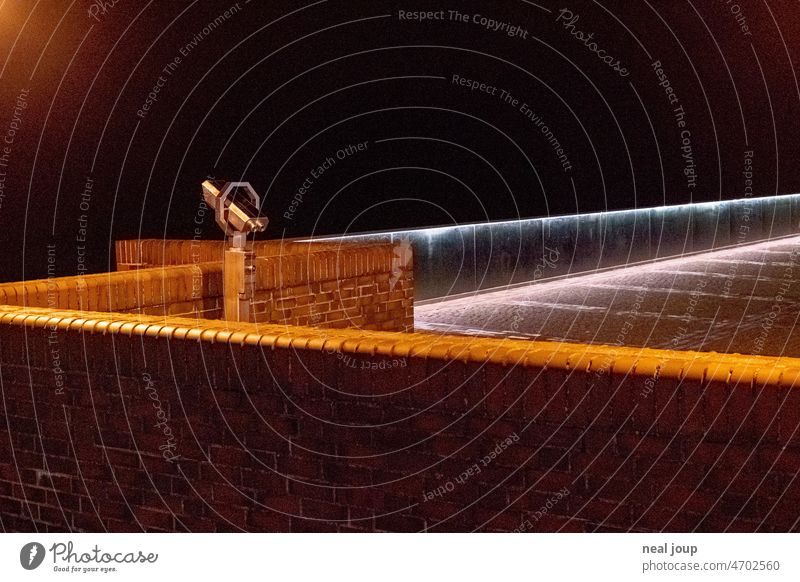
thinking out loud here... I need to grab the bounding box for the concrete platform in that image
[416,236,800,357]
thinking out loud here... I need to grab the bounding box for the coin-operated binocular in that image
[201,180,268,322]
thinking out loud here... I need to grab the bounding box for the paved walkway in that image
[415,237,800,357]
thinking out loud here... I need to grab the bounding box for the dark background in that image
[0,0,797,281]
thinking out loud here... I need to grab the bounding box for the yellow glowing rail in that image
[1,304,799,388]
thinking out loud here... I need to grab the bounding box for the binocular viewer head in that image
[202,180,268,236]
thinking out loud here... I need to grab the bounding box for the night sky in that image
[0,0,798,281]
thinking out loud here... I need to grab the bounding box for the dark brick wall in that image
[1,322,799,532]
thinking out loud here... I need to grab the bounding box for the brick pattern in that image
[0,263,223,319]
[249,247,413,331]
[114,239,348,270]
[1,240,414,332]
[1,305,799,532]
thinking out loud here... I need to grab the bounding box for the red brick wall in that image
[115,239,414,330]
[0,263,223,319]
[1,308,798,532]
[249,246,413,331]
[0,241,413,332]
[114,239,370,269]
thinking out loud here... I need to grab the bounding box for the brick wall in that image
[0,263,223,319]
[0,241,413,332]
[114,239,361,270]
[1,305,798,532]
[248,245,413,331]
